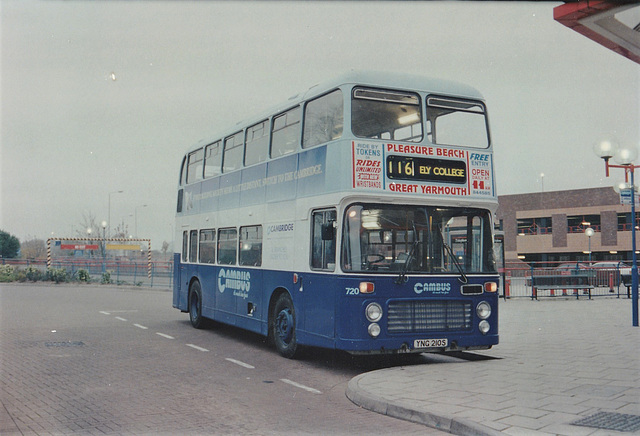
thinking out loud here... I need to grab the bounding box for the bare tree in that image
[21,238,46,259]
[76,212,103,239]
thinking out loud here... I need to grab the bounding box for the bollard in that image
[609,272,614,293]
[504,273,510,299]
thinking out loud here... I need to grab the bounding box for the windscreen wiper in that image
[437,225,468,284]
[395,221,419,285]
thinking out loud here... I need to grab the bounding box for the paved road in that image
[0,283,446,435]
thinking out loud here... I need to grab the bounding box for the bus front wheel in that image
[271,293,299,358]
[189,281,206,329]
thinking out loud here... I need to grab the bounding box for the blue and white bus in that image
[173,71,499,358]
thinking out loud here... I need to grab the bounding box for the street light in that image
[585,227,594,263]
[101,220,107,272]
[87,228,92,259]
[594,138,639,327]
[108,190,124,238]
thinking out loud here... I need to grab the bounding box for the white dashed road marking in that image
[280,378,322,394]
[225,358,255,369]
[100,310,322,396]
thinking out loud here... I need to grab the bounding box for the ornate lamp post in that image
[594,139,639,327]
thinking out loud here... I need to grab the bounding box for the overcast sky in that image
[2,1,639,250]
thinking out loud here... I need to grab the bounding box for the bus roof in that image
[302,70,485,102]
[186,70,485,153]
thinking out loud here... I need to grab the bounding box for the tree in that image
[21,238,46,259]
[0,230,20,258]
[76,212,103,239]
[112,219,130,239]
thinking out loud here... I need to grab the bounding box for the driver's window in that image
[311,209,336,271]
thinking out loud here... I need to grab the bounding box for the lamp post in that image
[594,139,639,327]
[101,221,107,272]
[87,228,92,259]
[585,227,594,263]
[108,190,124,238]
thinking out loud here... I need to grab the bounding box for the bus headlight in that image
[476,301,491,320]
[368,323,381,337]
[365,302,383,322]
[479,320,490,335]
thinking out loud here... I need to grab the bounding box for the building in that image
[497,187,637,264]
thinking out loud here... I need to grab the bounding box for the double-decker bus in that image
[173,71,499,358]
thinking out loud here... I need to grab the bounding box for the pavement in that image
[346,297,640,435]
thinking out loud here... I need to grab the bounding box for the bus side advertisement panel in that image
[297,146,327,197]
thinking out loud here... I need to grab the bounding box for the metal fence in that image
[4,257,636,299]
[502,261,635,300]
[1,258,173,289]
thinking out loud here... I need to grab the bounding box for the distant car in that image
[589,261,631,286]
[590,261,631,273]
[555,262,588,274]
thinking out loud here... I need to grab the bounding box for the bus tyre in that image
[189,281,205,329]
[272,293,298,359]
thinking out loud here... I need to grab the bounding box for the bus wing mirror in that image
[321,222,335,241]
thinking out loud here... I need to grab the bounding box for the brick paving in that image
[347,298,640,435]
[0,284,442,435]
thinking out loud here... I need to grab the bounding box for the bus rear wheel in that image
[271,293,299,359]
[189,281,206,329]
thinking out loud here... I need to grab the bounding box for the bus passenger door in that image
[304,209,337,339]
[176,230,190,310]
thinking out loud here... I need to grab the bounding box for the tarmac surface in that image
[347,297,640,435]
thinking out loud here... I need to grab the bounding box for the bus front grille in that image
[387,300,472,334]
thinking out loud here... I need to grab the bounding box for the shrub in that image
[77,269,91,283]
[14,269,28,282]
[0,264,15,282]
[25,266,44,282]
[101,271,112,284]
[46,267,69,284]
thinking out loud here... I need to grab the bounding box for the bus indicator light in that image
[359,282,375,294]
[484,282,498,293]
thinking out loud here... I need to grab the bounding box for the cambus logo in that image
[218,268,251,295]
[414,282,451,295]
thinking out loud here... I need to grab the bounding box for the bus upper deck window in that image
[426,96,489,148]
[204,141,222,178]
[186,148,204,184]
[352,88,422,142]
[303,90,343,149]
[223,131,244,173]
[271,106,301,158]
